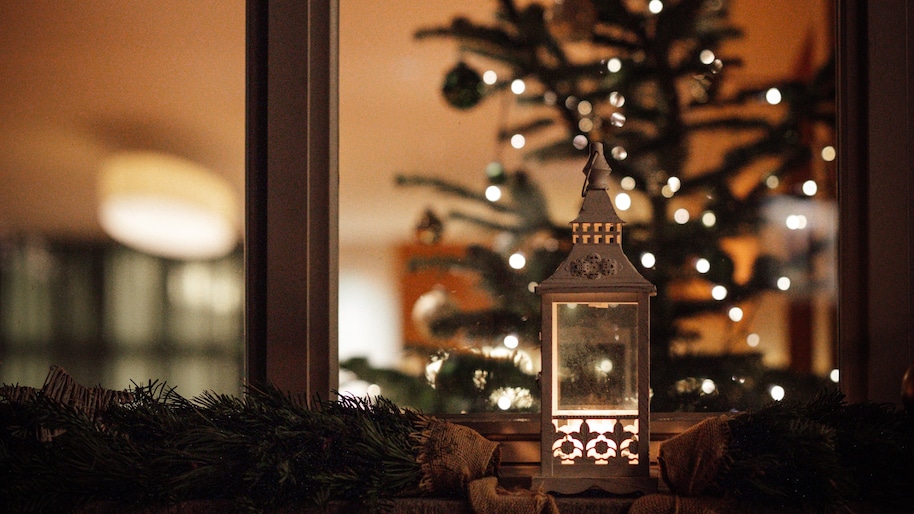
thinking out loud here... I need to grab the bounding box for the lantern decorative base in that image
[532,476,657,496]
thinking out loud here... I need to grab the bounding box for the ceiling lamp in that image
[98,152,240,260]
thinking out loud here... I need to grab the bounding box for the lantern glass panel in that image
[554,302,638,415]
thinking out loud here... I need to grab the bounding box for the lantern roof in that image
[537,143,655,294]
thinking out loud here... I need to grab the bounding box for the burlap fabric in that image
[414,417,559,513]
[658,415,730,496]
[0,365,133,440]
[629,416,731,514]
[468,477,559,514]
[414,417,501,494]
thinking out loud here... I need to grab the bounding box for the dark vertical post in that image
[245,0,338,397]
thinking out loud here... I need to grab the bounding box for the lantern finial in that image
[581,142,612,196]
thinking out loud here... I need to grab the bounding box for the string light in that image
[577,100,593,115]
[765,87,782,105]
[802,180,818,196]
[648,0,664,14]
[711,285,728,300]
[699,49,715,65]
[483,70,498,85]
[610,112,626,127]
[746,333,760,347]
[765,175,780,189]
[728,306,743,322]
[695,258,710,274]
[769,384,785,401]
[606,58,622,73]
[503,334,519,349]
[667,177,681,192]
[673,208,690,224]
[485,185,502,202]
[620,176,636,190]
[609,91,625,107]
[661,185,675,198]
[785,214,807,230]
[615,192,632,210]
[701,211,717,227]
[510,134,526,149]
[508,252,526,269]
[611,146,628,160]
[829,369,839,383]
[572,135,588,149]
[640,252,656,268]
[821,145,836,161]
[511,79,526,94]
[701,379,716,394]
[776,276,791,291]
[578,118,594,132]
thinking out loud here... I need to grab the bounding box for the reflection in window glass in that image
[339,0,836,413]
[0,239,243,396]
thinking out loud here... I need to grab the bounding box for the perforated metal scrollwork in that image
[567,253,620,280]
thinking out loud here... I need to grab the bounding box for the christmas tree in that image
[349,0,835,412]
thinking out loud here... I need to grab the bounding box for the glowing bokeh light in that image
[701,211,717,227]
[615,192,632,210]
[701,379,716,394]
[606,58,622,73]
[802,180,818,196]
[747,333,760,347]
[641,252,656,269]
[777,276,791,291]
[711,285,728,301]
[508,252,526,269]
[483,70,497,85]
[770,385,785,401]
[765,87,782,105]
[674,208,690,224]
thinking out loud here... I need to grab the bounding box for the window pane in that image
[339,0,836,413]
[0,2,245,395]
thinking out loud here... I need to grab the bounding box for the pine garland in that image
[719,390,914,509]
[1,381,428,513]
[654,390,914,512]
[4,374,913,513]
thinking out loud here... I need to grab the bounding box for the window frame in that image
[245,0,914,406]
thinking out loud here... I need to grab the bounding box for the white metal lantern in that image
[533,142,657,495]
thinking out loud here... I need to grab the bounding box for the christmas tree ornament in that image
[411,285,456,338]
[548,0,597,41]
[484,161,507,184]
[414,208,444,245]
[442,61,484,109]
[533,142,657,495]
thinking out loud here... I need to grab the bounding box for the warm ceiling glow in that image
[98,152,239,260]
